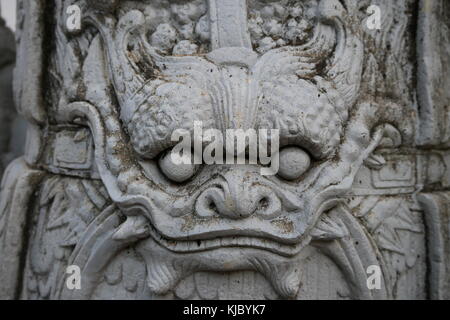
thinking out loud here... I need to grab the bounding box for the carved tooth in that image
[196,239,205,250]
[174,241,184,252]
[172,240,181,252]
[137,239,194,296]
[182,241,190,251]
[275,241,283,252]
[113,215,150,241]
[187,241,195,252]
[210,238,220,249]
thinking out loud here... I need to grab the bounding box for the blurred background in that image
[0,0,25,177]
[0,0,16,31]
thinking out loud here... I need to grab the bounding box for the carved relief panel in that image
[0,0,449,300]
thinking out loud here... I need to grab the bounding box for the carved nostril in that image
[195,174,284,220]
[208,200,218,214]
[195,186,226,218]
[255,193,282,220]
[258,197,270,211]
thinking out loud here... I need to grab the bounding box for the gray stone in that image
[0,0,449,300]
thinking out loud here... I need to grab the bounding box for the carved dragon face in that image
[63,0,396,298]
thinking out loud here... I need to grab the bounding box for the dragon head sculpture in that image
[58,0,409,299]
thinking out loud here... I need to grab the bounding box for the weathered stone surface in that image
[0,0,449,300]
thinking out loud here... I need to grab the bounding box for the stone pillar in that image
[0,0,449,300]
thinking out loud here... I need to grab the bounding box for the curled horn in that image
[318,0,364,108]
[84,8,220,124]
[253,0,363,110]
[83,10,149,123]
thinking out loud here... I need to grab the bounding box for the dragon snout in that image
[195,169,282,220]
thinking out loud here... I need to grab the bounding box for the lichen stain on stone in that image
[180,214,219,233]
[271,218,294,234]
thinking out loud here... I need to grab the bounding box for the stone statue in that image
[0,0,449,300]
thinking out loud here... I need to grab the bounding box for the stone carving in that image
[0,0,449,300]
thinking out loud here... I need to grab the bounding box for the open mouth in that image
[147,223,308,257]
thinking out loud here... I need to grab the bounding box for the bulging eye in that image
[158,149,198,182]
[277,146,311,181]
